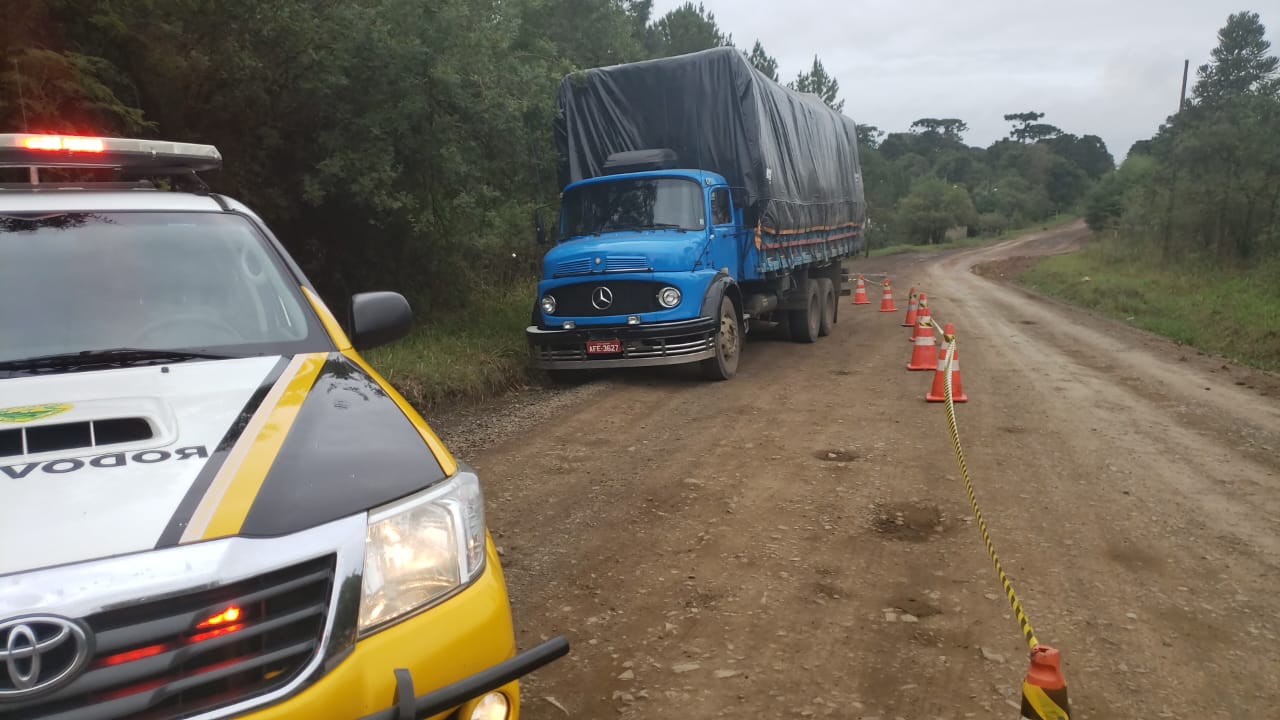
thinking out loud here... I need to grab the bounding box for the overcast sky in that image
[652,0,1275,159]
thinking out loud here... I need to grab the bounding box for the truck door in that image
[708,186,741,274]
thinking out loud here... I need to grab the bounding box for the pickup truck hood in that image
[544,232,707,276]
[0,353,445,575]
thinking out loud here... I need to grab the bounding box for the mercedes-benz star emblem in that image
[0,616,91,698]
[591,286,614,310]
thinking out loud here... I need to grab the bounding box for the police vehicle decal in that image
[0,355,289,575]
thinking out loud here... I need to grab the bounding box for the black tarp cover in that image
[554,47,865,241]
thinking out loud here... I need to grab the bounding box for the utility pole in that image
[1178,59,1189,113]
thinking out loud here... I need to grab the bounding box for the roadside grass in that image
[870,214,1076,257]
[1019,240,1280,371]
[364,282,537,409]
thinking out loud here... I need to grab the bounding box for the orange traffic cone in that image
[901,288,918,327]
[907,317,938,370]
[1019,646,1070,720]
[936,322,956,360]
[879,278,898,312]
[910,294,930,341]
[851,275,870,305]
[926,330,967,402]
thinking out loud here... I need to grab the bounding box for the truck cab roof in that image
[566,168,729,190]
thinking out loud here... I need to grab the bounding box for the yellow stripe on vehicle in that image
[180,353,327,542]
[340,349,459,477]
[303,286,353,350]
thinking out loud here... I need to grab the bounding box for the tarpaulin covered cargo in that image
[554,47,865,249]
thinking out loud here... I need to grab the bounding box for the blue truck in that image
[527,48,866,380]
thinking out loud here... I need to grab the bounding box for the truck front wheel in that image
[701,296,741,380]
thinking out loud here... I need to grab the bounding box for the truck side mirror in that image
[351,291,412,350]
[534,209,548,245]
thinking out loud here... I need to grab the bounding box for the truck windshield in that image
[562,177,704,238]
[0,212,324,367]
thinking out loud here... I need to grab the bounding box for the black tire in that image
[817,278,835,337]
[701,296,741,381]
[788,280,821,343]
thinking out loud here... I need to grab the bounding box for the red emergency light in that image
[20,134,107,153]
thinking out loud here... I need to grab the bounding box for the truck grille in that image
[553,255,651,277]
[548,280,664,317]
[5,556,335,720]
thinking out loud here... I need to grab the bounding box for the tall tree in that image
[748,39,779,81]
[647,1,731,58]
[857,124,884,150]
[1003,111,1062,143]
[1191,11,1279,108]
[789,55,843,112]
[909,118,969,143]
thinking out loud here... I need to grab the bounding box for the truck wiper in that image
[0,347,236,373]
[595,223,687,234]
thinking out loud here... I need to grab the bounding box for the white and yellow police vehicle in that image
[0,134,565,720]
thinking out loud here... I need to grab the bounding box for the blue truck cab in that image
[528,48,865,381]
[528,165,747,379]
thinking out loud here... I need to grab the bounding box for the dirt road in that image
[458,221,1280,719]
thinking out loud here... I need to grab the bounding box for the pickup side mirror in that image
[351,291,412,350]
[534,208,548,245]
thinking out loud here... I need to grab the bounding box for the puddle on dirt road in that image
[872,501,954,542]
[815,448,861,462]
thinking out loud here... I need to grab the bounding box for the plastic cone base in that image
[1020,646,1070,720]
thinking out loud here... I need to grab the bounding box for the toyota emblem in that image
[0,616,91,699]
[591,286,614,310]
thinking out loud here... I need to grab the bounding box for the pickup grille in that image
[5,556,335,720]
[548,280,664,317]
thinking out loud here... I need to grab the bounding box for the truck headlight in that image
[358,471,487,633]
[658,286,681,308]
[541,294,557,314]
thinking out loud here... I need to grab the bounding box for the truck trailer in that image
[527,47,866,380]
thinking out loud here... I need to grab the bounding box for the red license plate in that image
[585,339,622,355]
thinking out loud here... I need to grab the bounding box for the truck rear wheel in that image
[701,296,741,380]
[817,278,835,337]
[788,280,821,343]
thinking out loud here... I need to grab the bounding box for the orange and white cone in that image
[907,317,938,371]
[936,322,956,360]
[910,293,930,341]
[879,278,898,312]
[926,332,967,402]
[852,275,870,305]
[901,288,918,327]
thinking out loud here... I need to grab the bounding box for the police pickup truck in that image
[0,134,565,720]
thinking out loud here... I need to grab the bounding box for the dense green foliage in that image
[859,112,1110,249]
[1085,11,1279,264]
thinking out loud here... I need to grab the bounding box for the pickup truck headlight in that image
[358,471,487,633]
[540,294,557,314]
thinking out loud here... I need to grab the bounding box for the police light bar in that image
[0,134,222,173]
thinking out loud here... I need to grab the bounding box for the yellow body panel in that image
[243,540,520,719]
[303,286,354,350]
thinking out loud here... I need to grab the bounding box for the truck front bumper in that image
[527,316,716,369]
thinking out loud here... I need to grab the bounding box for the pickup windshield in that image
[562,177,705,238]
[0,212,324,367]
